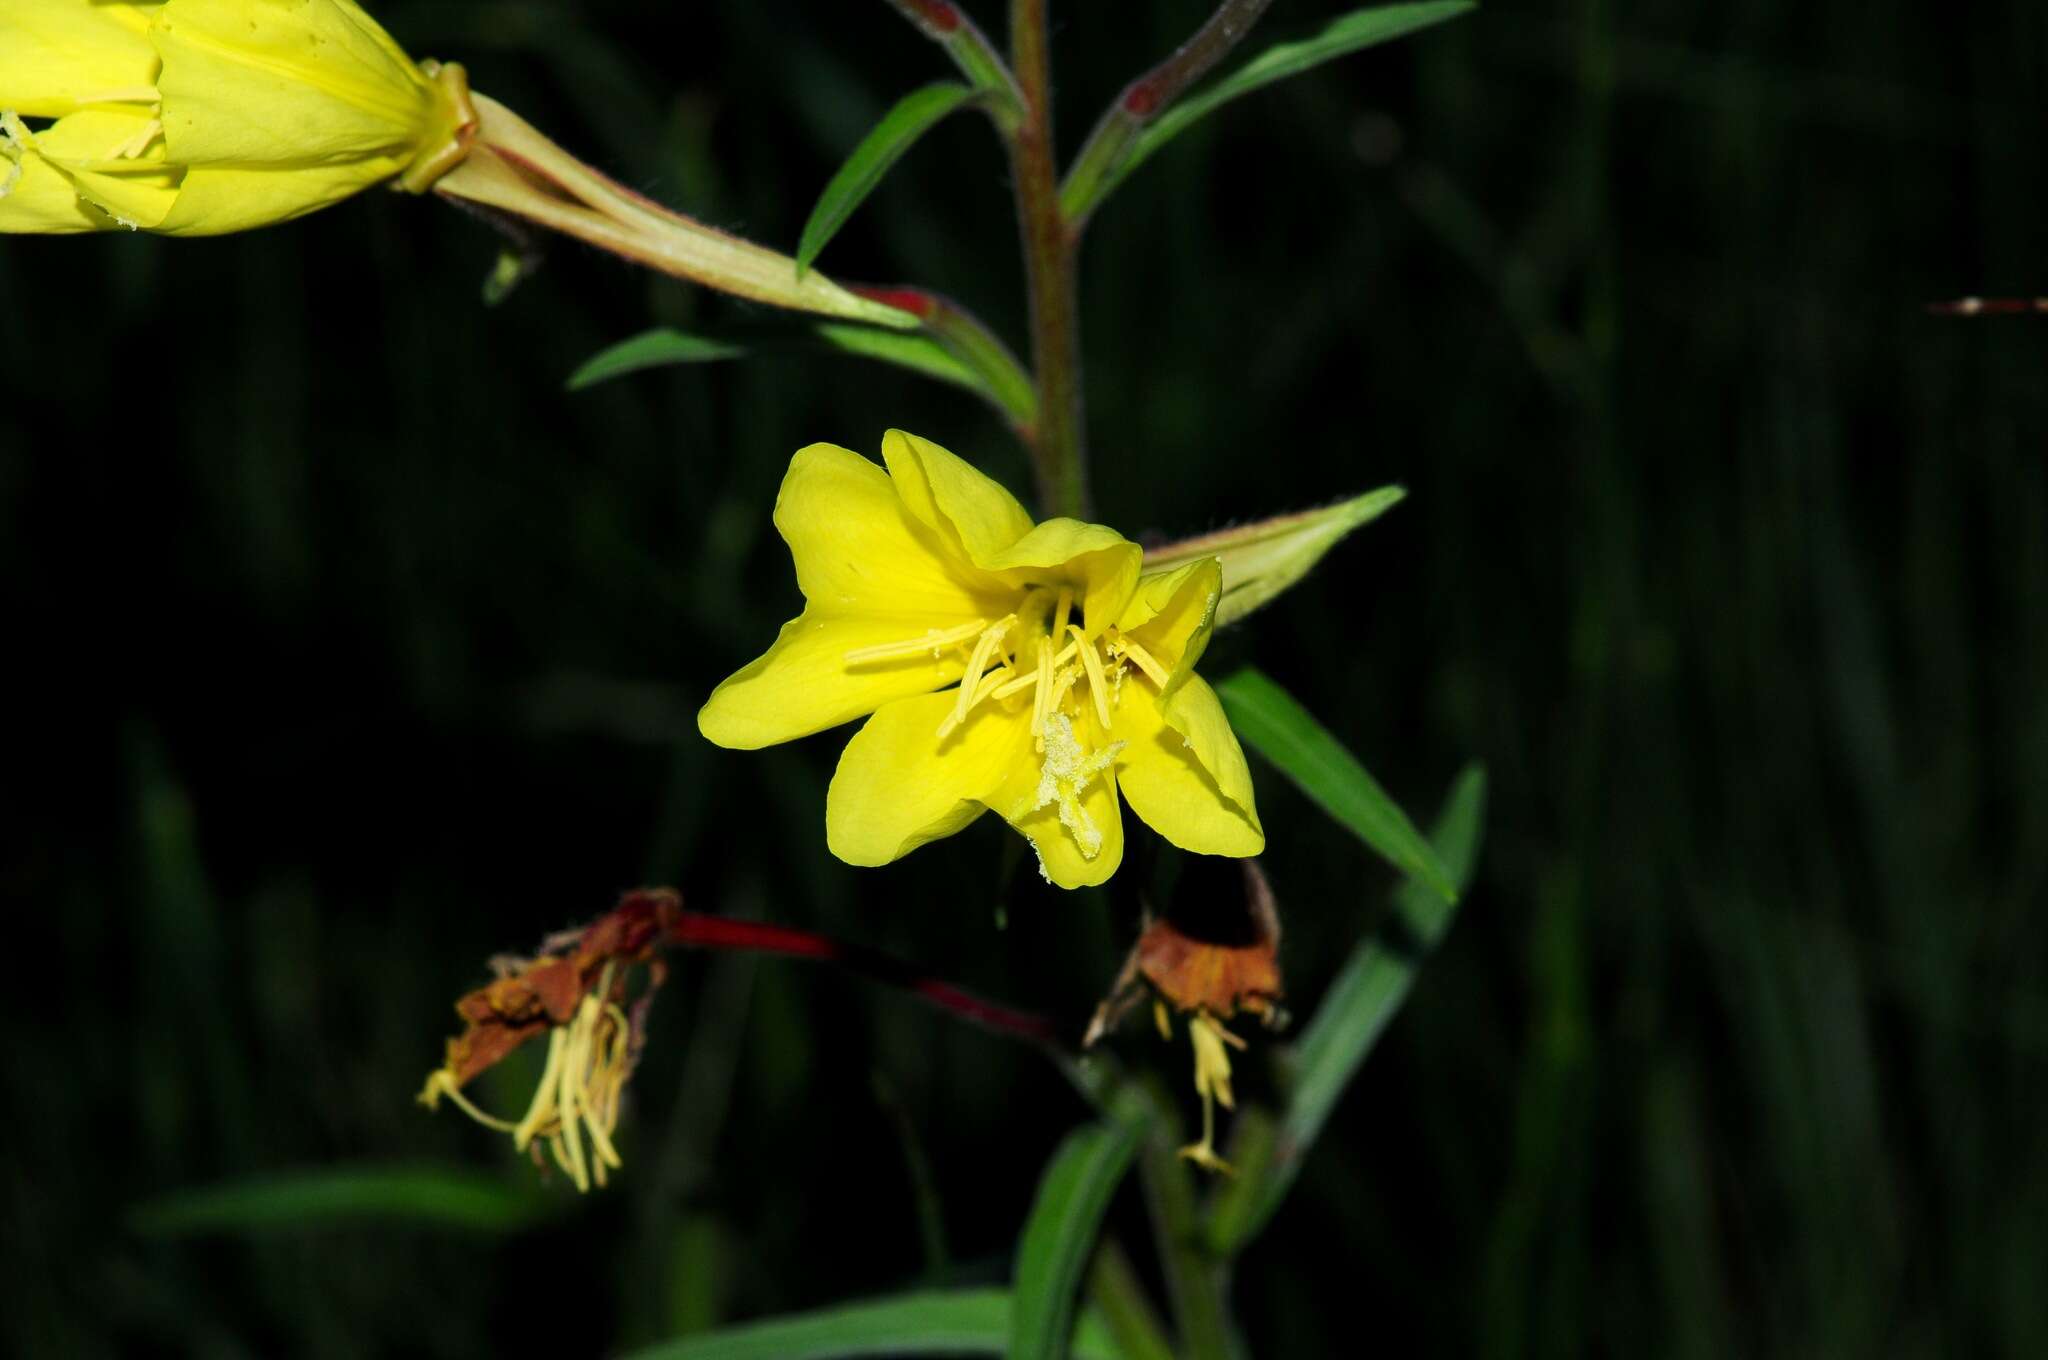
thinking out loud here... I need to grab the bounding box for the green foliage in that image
[126,1164,552,1236]
[1214,667,1457,901]
[1089,2,1477,208]
[1009,1115,1148,1360]
[797,82,978,279]
[1213,764,1489,1250]
[566,329,749,390]
[617,1289,1124,1360]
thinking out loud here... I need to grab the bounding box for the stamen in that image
[947,616,1015,729]
[936,664,1012,740]
[1032,635,1055,737]
[1177,1009,1245,1175]
[112,117,162,160]
[1112,634,1172,688]
[844,618,987,665]
[1046,663,1080,720]
[1070,625,1115,730]
[1051,587,1074,642]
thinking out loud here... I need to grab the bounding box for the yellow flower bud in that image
[0,0,476,236]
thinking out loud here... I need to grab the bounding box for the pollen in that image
[1034,712,1123,861]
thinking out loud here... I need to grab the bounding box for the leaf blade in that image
[797,82,977,278]
[565,329,749,391]
[617,1290,1124,1360]
[1009,1120,1147,1360]
[1215,666,1458,901]
[1114,2,1476,196]
[126,1163,551,1237]
[1214,763,1488,1249]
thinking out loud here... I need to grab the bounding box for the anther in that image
[844,618,988,666]
[1112,634,1171,688]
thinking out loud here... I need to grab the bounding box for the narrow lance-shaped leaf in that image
[1215,666,1457,902]
[127,1163,552,1237]
[1104,2,1476,200]
[1144,486,1404,628]
[564,325,1029,430]
[616,1289,1125,1360]
[566,329,749,390]
[1210,764,1488,1250]
[1009,1117,1147,1360]
[797,82,977,278]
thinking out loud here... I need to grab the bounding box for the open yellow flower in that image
[0,0,475,236]
[698,431,1264,889]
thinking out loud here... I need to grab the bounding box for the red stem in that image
[665,910,1066,1050]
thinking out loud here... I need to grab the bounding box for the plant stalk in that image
[1061,0,1276,227]
[1008,0,1091,519]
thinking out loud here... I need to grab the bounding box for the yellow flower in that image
[698,431,1265,889]
[0,0,475,236]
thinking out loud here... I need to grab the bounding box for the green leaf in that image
[1113,3,1476,196]
[126,1163,551,1237]
[797,82,977,279]
[810,323,981,392]
[565,329,748,391]
[1217,763,1487,1248]
[1215,666,1458,901]
[1009,1119,1147,1360]
[617,1289,1124,1360]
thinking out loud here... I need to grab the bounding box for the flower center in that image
[840,585,1176,861]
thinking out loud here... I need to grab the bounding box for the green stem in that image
[1088,1238,1178,1360]
[1008,0,1090,519]
[1136,1085,1238,1360]
[882,0,1026,133]
[1061,0,1276,227]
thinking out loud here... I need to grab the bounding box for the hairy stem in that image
[1009,0,1090,518]
[1061,0,1276,227]
[882,0,1026,132]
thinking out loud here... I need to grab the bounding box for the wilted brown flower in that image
[1087,859,1284,1173]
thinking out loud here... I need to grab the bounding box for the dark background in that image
[6,0,2045,1354]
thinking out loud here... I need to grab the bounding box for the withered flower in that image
[419,888,680,1192]
[1088,859,1284,1174]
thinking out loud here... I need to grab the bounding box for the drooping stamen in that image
[844,618,988,665]
[1070,625,1115,730]
[1112,634,1171,688]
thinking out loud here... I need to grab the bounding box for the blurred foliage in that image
[4,0,2045,1356]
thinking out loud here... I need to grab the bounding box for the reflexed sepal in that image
[1143,486,1404,628]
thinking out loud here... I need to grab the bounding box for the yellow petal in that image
[0,109,178,233]
[980,518,1141,643]
[880,429,1036,565]
[825,691,1026,866]
[1114,675,1262,857]
[775,442,1001,618]
[154,159,400,235]
[0,1,161,119]
[1117,557,1221,682]
[877,431,1142,635]
[150,0,435,168]
[698,611,983,751]
[0,134,112,234]
[988,712,1127,889]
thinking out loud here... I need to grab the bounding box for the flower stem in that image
[1008,0,1090,519]
[1061,0,1276,229]
[663,909,1065,1052]
[883,0,1026,133]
